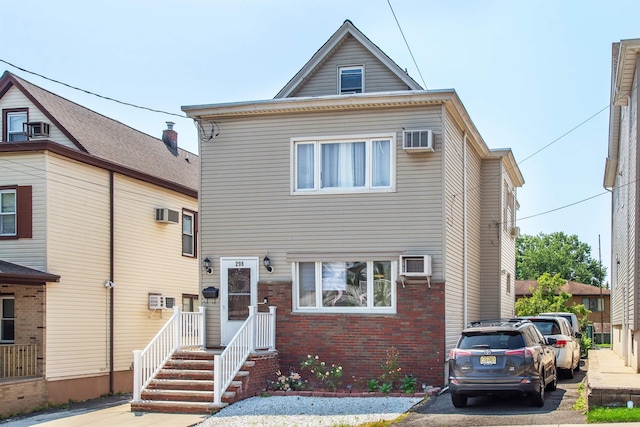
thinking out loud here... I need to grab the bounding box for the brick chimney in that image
[162,121,178,156]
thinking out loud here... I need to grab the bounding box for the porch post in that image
[269,306,277,351]
[213,354,221,404]
[173,305,182,352]
[199,306,206,349]
[132,350,142,401]
[248,306,256,352]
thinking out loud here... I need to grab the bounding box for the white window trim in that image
[7,111,27,141]
[0,189,17,237]
[292,260,397,314]
[338,65,364,94]
[290,133,396,195]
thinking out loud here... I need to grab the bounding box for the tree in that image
[516,232,606,285]
[515,273,591,330]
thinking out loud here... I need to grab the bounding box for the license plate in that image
[480,355,496,365]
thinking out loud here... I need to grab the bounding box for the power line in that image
[386,0,428,90]
[0,58,186,119]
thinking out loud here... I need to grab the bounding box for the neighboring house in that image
[515,280,611,343]
[0,71,199,415]
[182,20,524,387]
[604,38,640,372]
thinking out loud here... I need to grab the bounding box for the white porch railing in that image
[214,305,277,404]
[132,306,205,402]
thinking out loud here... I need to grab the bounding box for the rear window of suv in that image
[459,332,524,350]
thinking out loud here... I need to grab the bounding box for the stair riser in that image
[131,403,223,415]
[141,392,213,402]
[156,371,214,380]
[164,362,214,370]
[148,382,213,391]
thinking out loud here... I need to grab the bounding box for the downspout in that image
[109,171,115,395]
[463,132,468,327]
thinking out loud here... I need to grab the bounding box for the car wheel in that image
[531,375,545,407]
[546,365,557,392]
[451,393,468,408]
[566,361,575,379]
[574,358,581,372]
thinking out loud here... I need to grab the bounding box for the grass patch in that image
[588,406,640,423]
[572,379,587,412]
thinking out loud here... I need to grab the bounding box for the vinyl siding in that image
[1,86,77,149]
[0,152,47,269]
[442,111,483,352]
[46,155,111,379]
[45,154,199,380]
[500,174,518,317]
[479,159,502,318]
[291,35,411,97]
[200,105,444,345]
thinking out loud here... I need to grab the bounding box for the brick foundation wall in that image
[0,378,47,417]
[259,279,445,389]
[241,352,279,398]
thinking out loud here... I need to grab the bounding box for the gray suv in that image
[448,319,557,408]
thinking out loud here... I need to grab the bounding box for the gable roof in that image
[0,259,60,285]
[516,280,611,297]
[275,20,422,98]
[0,71,198,195]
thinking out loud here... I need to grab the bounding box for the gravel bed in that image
[196,395,424,427]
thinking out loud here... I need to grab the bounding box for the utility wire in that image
[0,58,186,119]
[387,0,428,90]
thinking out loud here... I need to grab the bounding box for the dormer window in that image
[339,66,363,94]
[4,110,28,142]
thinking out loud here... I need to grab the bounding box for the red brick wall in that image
[258,279,445,389]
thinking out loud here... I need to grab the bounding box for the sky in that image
[3,0,639,283]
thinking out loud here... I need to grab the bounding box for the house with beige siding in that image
[183,20,524,387]
[0,70,199,415]
[604,38,640,372]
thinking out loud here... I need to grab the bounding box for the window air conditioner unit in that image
[510,227,521,238]
[23,121,50,138]
[400,255,432,276]
[155,208,180,224]
[148,293,166,310]
[402,129,434,152]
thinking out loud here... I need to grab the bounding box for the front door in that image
[220,257,258,345]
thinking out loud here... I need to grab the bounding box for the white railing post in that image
[269,305,277,351]
[213,354,222,404]
[199,306,206,348]
[132,350,142,402]
[248,306,257,352]
[173,305,182,352]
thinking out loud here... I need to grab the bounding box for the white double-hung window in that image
[294,260,396,313]
[0,189,16,236]
[293,135,395,193]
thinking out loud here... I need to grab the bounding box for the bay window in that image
[293,135,394,193]
[294,260,396,312]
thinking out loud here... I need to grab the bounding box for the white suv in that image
[523,316,580,378]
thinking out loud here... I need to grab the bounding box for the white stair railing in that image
[132,306,206,402]
[214,305,277,404]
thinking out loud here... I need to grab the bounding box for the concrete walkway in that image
[587,347,640,407]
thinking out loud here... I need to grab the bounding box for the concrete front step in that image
[164,359,214,370]
[156,368,214,381]
[148,378,214,391]
[141,389,214,402]
[131,400,228,415]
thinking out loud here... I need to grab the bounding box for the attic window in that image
[5,110,27,142]
[339,66,363,94]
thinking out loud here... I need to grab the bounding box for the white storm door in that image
[220,257,258,345]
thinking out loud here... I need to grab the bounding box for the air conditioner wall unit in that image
[402,129,434,152]
[148,293,166,310]
[23,121,50,138]
[400,255,432,276]
[510,227,521,238]
[155,208,180,224]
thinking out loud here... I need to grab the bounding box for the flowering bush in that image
[379,347,402,387]
[273,370,306,391]
[300,354,343,391]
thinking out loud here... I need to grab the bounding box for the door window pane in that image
[227,268,251,320]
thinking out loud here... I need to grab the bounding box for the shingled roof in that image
[0,71,198,194]
[0,260,60,285]
[516,280,611,296]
